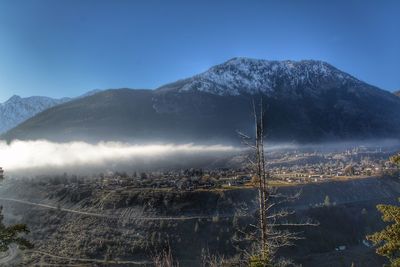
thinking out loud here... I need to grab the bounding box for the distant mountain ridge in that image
[0,95,70,134]
[3,58,400,143]
[0,90,102,133]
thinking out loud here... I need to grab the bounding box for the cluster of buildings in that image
[20,145,400,191]
[96,168,252,191]
[82,146,398,191]
[267,146,399,183]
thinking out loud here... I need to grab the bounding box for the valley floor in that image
[0,175,397,266]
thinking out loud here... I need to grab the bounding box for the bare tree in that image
[153,246,179,267]
[238,99,317,266]
[201,248,238,267]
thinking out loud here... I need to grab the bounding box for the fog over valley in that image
[1,138,400,175]
[0,140,242,174]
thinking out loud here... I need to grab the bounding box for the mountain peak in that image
[158,58,359,96]
[220,57,332,68]
[0,95,71,134]
[5,95,22,103]
[0,89,106,134]
[3,57,400,142]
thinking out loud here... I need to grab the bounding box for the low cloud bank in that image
[2,139,398,174]
[0,140,241,172]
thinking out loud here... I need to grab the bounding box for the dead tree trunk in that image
[238,99,317,265]
[253,101,264,258]
[254,99,269,261]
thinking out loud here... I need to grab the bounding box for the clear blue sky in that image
[0,0,399,102]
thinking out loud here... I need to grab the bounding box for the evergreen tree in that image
[367,155,400,266]
[367,200,400,267]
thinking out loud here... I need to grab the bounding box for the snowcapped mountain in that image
[0,95,71,133]
[0,89,103,134]
[158,57,361,96]
[3,58,400,143]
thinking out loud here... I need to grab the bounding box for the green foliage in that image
[367,200,400,267]
[390,155,400,166]
[0,206,33,252]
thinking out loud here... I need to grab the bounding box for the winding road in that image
[0,245,18,266]
[0,197,245,221]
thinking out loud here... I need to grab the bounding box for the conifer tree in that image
[367,154,400,266]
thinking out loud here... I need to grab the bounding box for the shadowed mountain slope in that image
[3,58,400,143]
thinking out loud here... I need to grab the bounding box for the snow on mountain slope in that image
[157,57,361,96]
[0,95,71,133]
[3,57,400,143]
[0,89,104,134]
